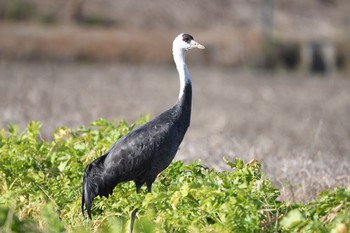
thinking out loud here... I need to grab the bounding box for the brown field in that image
[0,61,349,203]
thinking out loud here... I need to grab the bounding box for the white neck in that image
[173,48,191,100]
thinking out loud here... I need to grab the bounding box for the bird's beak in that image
[190,40,205,49]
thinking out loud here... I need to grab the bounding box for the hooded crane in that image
[82,33,205,219]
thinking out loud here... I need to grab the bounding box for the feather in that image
[81,33,203,219]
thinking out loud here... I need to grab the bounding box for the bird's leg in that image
[136,186,141,194]
[134,180,143,194]
[146,178,156,193]
[130,180,143,232]
[130,180,153,232]
[130,208,138,233]
[146,182,152,193]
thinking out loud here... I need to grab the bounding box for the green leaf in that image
[280,209,305,230]
[0,117,348,233]
[58,160,69,172]
[7,123,19,134]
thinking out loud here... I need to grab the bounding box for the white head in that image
[172,33,204,99]
[172,33,205,52]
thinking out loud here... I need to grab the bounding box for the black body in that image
[82,82,192,219]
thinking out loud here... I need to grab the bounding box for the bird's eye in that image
[182,38,190,43]
[182,34,193,43]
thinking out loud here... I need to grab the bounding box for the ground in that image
[0,61,349,202]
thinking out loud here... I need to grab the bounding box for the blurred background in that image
[1,0,350,68]
[0,0,349,202]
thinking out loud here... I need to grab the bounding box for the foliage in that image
[280,188,350,233]
[0,118,349,232]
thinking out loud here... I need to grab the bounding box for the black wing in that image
[82,118,172,219]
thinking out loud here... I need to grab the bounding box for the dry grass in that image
[0,22,264,67]
[0,61,349,203]
[1,0,350,68]
[0,23,169,62]
[1,21,350,73]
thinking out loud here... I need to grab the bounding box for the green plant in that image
[0,118,349,232]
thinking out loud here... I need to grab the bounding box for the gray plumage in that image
[82,33,204,219]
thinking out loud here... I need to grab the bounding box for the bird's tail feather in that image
[82,179,94,219]
[82,186,85,217]
[82,164,97,219]
[82,154,109,219]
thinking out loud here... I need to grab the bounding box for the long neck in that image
[172,47,192,131]
[173,48,191,100]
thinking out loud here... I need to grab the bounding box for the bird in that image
[82,33,205,219]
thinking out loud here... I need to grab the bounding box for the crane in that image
[82,33,205,219]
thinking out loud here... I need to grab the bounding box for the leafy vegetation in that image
[0,118,349,232]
